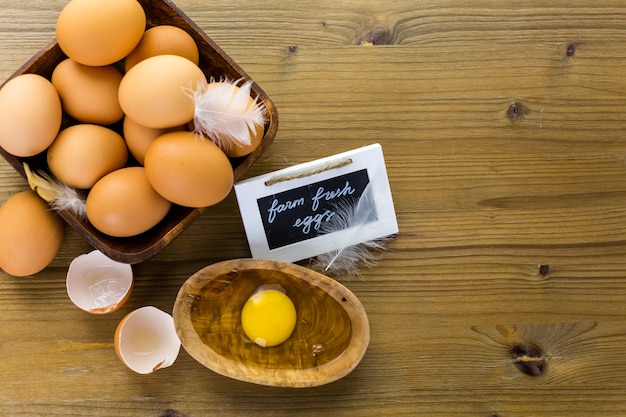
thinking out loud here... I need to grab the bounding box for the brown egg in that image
[86,167,172,237]
[47,124,128,190]
[123,116,186,165]
[224,118,265,158]
[52,59,124,125]
[56,0,146,66]
[144,131,234,208]
[0,190,65,277]
[118,54,206,129]
[124,25,200,72]
[0,74,62,157]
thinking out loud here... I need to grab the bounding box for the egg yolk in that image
[241,289,296,347]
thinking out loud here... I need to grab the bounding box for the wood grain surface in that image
[1,0,626,416]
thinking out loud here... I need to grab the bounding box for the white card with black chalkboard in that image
[234,143,398,263]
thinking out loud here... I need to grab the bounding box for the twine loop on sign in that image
[264,158,353,186]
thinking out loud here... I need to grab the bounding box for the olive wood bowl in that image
[0,0,278,264]
[173,259,370,388]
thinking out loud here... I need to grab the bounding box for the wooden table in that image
[2,1,626,415]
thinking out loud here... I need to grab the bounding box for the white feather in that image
[310,183,394,278]
[188,78,266,150]
[23,163,87,218]
[49,185,87,219]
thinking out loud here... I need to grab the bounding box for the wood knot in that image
[511,344,546,376]
[566,43,576,57]
[288,45,299,54]
[506,101,529,121]
[159,410,188,417]
[359,27,391,45]
[538,264,550,276]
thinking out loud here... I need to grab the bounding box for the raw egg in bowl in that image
[173,259,370,388]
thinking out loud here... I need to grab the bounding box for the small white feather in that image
[49,185,87,219]
[23,163,87,219]
[310,183,394,278]
[188,78,266,151]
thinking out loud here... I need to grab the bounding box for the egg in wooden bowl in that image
[173,258,370,388]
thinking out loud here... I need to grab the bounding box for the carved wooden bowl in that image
[173,259,370,387]
[0,0,278,264]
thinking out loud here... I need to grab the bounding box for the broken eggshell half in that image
[114,306,181,374]
[66,249,133,314]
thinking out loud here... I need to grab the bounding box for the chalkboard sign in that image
[257,168,372,250]
[234,144,398,263]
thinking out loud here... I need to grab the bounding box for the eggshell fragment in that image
[66,250,133,314]
[86,167,172,237]
[144,131,234,208]
[56,0,146,66]
[52,59,124,125]
[0,74,62,157]
[118,54,206,129]
[0,190,65,277]
[115,306,181,374]
[47,124,128,189]
[124,25,200,72]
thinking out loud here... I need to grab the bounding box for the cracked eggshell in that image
[114,306,181,374]
[66,250,133,314]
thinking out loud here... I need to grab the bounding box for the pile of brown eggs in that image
[0,0,266,276]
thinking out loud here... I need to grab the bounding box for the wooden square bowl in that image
[0,0,278,264]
